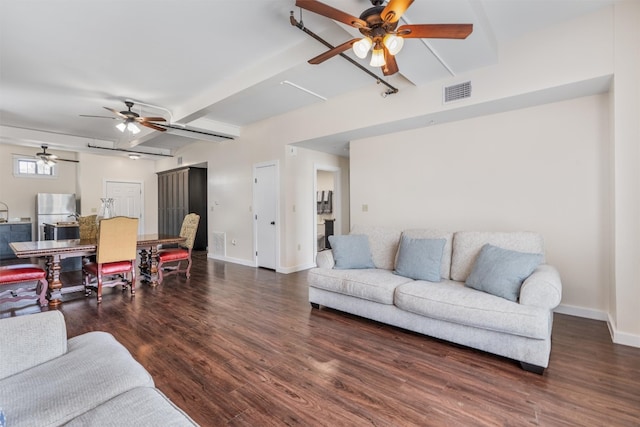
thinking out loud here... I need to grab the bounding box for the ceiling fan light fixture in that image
[352,37,373,59]
[37,158,56,167]
[117,120,141,134]
[35,145,58,165]
[383,34,404,55]
[370,47,386,67]
[127,122,141,134]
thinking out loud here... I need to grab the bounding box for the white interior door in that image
[254,163,277,270]
[105,180,144,234]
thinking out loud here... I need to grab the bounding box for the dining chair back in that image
[83,216,139,303]
[78,215,98,240]
[157,213,200,284]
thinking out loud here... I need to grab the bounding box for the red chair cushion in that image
[84,260,134,275]
[0,266,47,284]
[158,248,189,262]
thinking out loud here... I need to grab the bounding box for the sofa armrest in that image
[519,264,562,310]
[316,250,335,269]
[0,310,68,380]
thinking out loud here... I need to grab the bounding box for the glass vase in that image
[96,198,115,225]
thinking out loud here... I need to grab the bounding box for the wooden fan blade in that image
[382,47,399,76]
[103,107,128,119]
[140,121,166,132]
[136,117,166,123]
[79,115,117,119]
[295,0,368,29]
[381,0,414,24]
[397,24,473,39]
[308,38,359,64]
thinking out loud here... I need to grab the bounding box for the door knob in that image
[270,221,275,225]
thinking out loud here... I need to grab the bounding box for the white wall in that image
[351,94,610,315]
[610,0,640,343]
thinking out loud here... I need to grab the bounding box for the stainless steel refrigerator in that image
[36,193,77,241]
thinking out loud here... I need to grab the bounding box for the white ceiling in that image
[0,0,614,159]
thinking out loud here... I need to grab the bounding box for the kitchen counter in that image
[43,222,78,227]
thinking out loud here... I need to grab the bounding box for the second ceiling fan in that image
[81,101,166,134]
[295,0,473,76]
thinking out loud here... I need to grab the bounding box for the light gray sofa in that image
[0,310,198,426]
[308,226,563,373]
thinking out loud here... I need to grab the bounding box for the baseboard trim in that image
[277,262,316,274]
[554,304,608,321]
[207,253,256,267]
[607,313,640,348]
[555,304,640,348]
[206,254,315,274]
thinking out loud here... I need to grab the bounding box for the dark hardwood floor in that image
[2,252,639,426]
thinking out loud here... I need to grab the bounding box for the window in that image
[13,155,57,178]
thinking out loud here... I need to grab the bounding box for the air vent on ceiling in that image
[443,81,472,103]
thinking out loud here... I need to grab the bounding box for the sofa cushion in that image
[400,229,454,279]
[394,236,445,282]
[0,310,67,380]
[64,387,198,426]
[0,331,154,427]
[350,225,402,270]
[451,231,544,282]
[328,234,375,269]
[394,280,550,339]
[465,244,543,302]
[308,268,413,305]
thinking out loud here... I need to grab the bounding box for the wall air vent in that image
[444,81,472,103]
[212,232,226,257]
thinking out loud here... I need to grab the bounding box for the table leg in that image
[138,246,159,287]
[148,245,159,287]
[139,248,149,277]
[46,255,63,306]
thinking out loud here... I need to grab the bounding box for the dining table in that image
[9,234,186,306]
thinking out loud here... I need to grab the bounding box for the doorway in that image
[314,165,341,263]
[253,161,279,270]
[105,180,144,234]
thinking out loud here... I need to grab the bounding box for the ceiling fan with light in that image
[35,145,78,165]
[295,0,473,76]
[80,101,166,134]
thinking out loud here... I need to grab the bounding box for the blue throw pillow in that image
[465,244,543,302]
[329,234,376,269]
[394,236,446,282]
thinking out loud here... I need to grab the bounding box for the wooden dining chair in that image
[157,213,200,284]
[82,216,138,303]
[78,214,98,265]
[78,215,98,240]
[0,264,49,307]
